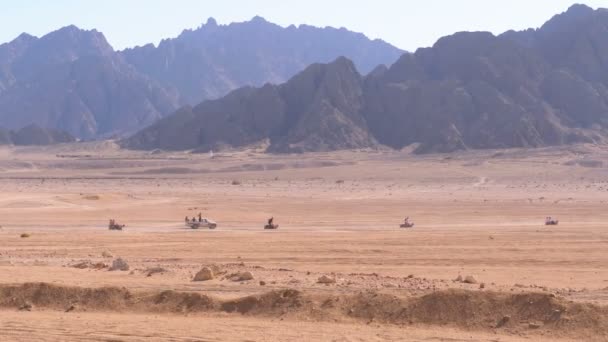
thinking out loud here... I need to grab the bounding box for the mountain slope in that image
[0,124,75,146]
[121,17,404,104]
[0,26,179,139]
[125,4,608,154]
[123,57,377,152]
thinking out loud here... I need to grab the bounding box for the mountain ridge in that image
[0,17,403,138]
[124,4,608,154]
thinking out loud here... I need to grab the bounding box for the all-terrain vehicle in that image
[545,217,559,226]
[264,217,279,230]
[400,217,414,228]
[186,217,217,229]
[108,219,125,230]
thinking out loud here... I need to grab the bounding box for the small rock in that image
[463,275,478,284]
[479,283,486,289]
[109,258,129,271]
[317,275,336,284]
[101,251,113,258]
[65,304,77,312]
[193,267,214,281]
[19,302,33,311]
[237,271,254,281]
[93,262,108,269]
[454,275,463,282]
[529,322,541,329]
[259,280,266,286]
[71,261,91,269]
[146,266,168,277]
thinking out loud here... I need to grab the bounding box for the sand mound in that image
[0,283,606,340]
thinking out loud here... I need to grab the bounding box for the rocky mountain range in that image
[122,17,403,105]
[0,18,402,139]
[0,26,178,139]
[125,4,608,154]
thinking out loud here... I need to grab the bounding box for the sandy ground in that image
[1,142,608,341]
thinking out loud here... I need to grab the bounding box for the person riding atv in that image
[265,217,278,230]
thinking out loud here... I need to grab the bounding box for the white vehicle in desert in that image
[185,216,217,229]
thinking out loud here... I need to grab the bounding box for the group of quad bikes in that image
[107,215,560,231]
[184,213,277,230]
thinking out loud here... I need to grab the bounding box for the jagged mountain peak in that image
[121,18,403,104]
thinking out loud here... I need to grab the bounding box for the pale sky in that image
[1,0,606,51]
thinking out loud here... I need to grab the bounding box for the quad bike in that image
[264,223,279,230]
[108,219,125,230]
[400,222,415,228]
[545,217,559,226]
[400,217,415,228]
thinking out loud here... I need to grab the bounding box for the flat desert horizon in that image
[1,141,608,341]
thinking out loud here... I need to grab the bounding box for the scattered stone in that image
[145,266,168,277]
[101,251,113,258]
[259,280,266,286]
[193,267,214,281]
[454,275,463,282]
[109,258,129,271]
[317,275,336,284]
[20,233,30,238]
[406,274,414,279]
[19,302,32,311]
[529,322,541,329]
[71,261,108,270]
[479,283,486,289]
[72,261,91,269]
[463,275,478,284]
[65,304,77,312]
[237,271,254,281]
[96,262,107,269]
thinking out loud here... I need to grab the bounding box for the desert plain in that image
[1,142,608,341]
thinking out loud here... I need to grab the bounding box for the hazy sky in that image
[1,0,606,51]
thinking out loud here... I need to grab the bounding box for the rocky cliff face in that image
[0,18,402,139]
[125,57,377,152]
[0,26,178,139]
[125,5,608,154]
[121,17,403,105]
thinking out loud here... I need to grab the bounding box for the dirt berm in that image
[1,283,606,340]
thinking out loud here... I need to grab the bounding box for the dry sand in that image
[1,142,608,341]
